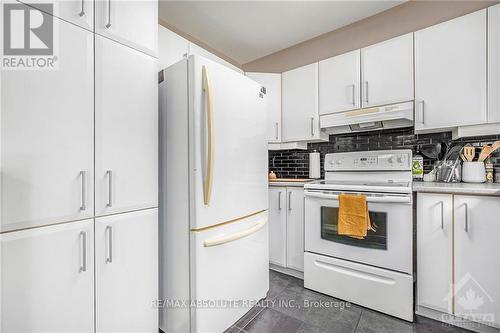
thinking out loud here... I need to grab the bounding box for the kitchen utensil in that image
[463,146,476,162]
[420,143,442,160]
[460,154,467,162]
[462,162,486,183]
[491,140,500,154]
[478,145,493,162]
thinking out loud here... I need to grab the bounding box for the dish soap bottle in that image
[413,153,424,180]
[485,156,494,183]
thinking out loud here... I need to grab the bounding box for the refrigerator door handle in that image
[203,219,267,247]
[202,65,214,206]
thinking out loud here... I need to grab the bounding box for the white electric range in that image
[303,150,414,322]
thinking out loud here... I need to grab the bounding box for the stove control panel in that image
[325,150,412,171]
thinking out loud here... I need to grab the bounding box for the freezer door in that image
[189,55,268,230]
[191,211,269,333]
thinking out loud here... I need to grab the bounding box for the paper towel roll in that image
[309,151,320,179]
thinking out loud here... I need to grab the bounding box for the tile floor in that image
[226,270,472,333]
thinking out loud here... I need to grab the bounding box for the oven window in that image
[321,207,387,250]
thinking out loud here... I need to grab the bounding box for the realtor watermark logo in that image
[442,273,495,329]
[1,2,58,70]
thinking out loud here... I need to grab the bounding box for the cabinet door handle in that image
[106,226,113,263]
[463,203,469,232]
[275,122,279,140]
[310,117,314,137]
[80,171,86,211]
[419,100,425,125]
[79,231,87,272]
[288,192,292,211]
[439,201,444,229]
[278,191,282,210]
[105,0,111,28]
[350,84,356,105]
[364,81,369,104]
[106,170,113,207]
[78,0,85,17]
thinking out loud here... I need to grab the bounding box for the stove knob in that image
[388,156,395,164]
[397,156,405,163]
[336,160,342,165]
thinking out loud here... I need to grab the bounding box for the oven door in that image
[304,190,412,274]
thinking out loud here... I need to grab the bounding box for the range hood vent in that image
[320,102,414,135]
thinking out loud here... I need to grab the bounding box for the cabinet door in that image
[319,50,360,115]
[361,33,413,108]
[488,4,500,123]
[95,0,157,56]
[454,196,500,328]
[17,0,93,30]
[286,188,304,272]
[95,36,158,216]
[189,43,243,74]
[247,73,282,143]
[417,193,453,314]
[1,220,94,332]
[268,187,287,267]
[282,63,320,141]
[158,25,189,70]
[95,209,158,333]
[415,10,487,131]
[1,17,94,232]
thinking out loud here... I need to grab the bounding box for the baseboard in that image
[416,306,500,333]
[269,263,304,279]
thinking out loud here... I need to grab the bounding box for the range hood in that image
[320,101,414,135]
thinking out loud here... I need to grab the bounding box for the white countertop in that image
[413,182,500,196]
[268,179,316,187]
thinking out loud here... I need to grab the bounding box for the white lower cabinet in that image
[453,196,500,328]
[417,193,453,314]
[268,186,304,272]
[95,208,158,333]
[1,220,95,333]
[417,193,500,329]
[268,187,287,266]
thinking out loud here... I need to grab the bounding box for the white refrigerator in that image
[159,55,269,333]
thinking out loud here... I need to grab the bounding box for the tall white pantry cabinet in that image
[0,3,158,333]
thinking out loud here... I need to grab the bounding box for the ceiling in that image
[158,1,404,65]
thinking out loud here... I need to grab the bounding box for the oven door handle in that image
[304,191,411,204]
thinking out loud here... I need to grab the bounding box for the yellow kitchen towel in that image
[338,194,374,239]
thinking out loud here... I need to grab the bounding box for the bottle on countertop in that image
[412,153,424,180]
[485,156,494,183]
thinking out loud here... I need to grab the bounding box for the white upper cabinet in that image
[488,4,500,123]
[415,10,487,132]
[1,220,94,333]
[319,50,361,115]
[454,196,500,328]
[18,0,93,30]
[247,73,282,143]
[361,33,414,108]
[95,209,158,333]
[95,35,158,216]
[282,63,326,142]
[95,0,157,56]
[1,17,94,232]
[158,25,189,70]
[189,42,243,74]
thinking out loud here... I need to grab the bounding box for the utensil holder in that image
[462,162,486,183]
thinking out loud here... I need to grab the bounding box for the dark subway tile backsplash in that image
[268,128,500,179]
